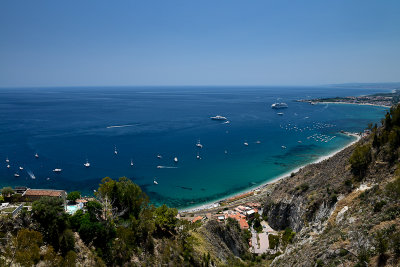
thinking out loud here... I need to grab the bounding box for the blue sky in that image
[0,0,399,87]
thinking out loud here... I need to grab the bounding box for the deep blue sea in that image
[0,86,389,209]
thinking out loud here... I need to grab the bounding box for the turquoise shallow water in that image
[0,86,389,208]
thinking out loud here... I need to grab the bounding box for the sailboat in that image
[153,177,158,185]
[174,157,178,163]
[114,145,118,155]
[130,159,134,167]
[35,153,39,158]
[5,157,9,163]
[196,152,201,160]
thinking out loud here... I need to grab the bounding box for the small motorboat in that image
[14,173,20,177]
[244,142,249,146]
[130,159,134,167]
[174,157,178,163]
[84,159,90,168]
[6,164,10,168]
[153,178,158,185]
[35,153,39,158]
[19,166,23,170]
[157,154,162,159]
[53,168,62,173]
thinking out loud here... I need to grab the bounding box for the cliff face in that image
[261,137,400,267]
[192,219,249,265]
[263,143,356,233]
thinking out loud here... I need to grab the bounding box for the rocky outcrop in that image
[198,220,248,262]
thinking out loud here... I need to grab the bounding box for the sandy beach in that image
[179,132,361,214]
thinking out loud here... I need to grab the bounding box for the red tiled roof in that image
[239,218,249,229]
[192,216,203,223]
[24,189,65,197]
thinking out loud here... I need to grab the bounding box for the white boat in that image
[53,168,62,173]
[14,173,20,177]
[114,146,118,155]
[281,146,287,149]
[157,165,162,169]
[130,159,134,166]
[84,159,90,168]
[256,140,261,144]
[6,164,10,168]
[196,140,203,148]
[157,154,162,159]
[19,166,23,170]
[244,142,249,146]
[35,153,39,158]
[271,103,288,109]
[277,112,284,116]
[174,157,178,163]
[153,178,158,185]
[5,157,9,163]
[196,152,201,160]
[224,150,228,154]
[210,115,227,121]
[46,177,50,181]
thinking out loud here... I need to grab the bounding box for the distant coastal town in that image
[297,89,400,107]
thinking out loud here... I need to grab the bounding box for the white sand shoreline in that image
[179,132,361,214]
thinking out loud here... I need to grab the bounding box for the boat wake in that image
[156,166,178,169]
[27,170,36,179]
[106,124,134,129]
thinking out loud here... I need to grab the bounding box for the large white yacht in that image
[210,115,227,121]
[271,103,288,109]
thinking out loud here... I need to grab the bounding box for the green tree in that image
[349,144,371,179]
[1,186,14,200]
[31,197,69,252]
[154,204,178,235]
[67,191,81,203]
[97,177,149,220]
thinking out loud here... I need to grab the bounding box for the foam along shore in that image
[179,132,361,214]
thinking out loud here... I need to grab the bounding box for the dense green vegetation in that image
[0,177,202,266]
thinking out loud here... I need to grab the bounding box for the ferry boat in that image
[210,115,227,121]
[53,168,62,173]
[271,103,288,109]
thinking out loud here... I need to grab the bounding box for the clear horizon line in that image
[0,81,399,90]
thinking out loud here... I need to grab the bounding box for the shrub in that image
[269,234,279,249]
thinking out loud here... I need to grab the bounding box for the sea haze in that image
[0,86,389,208]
